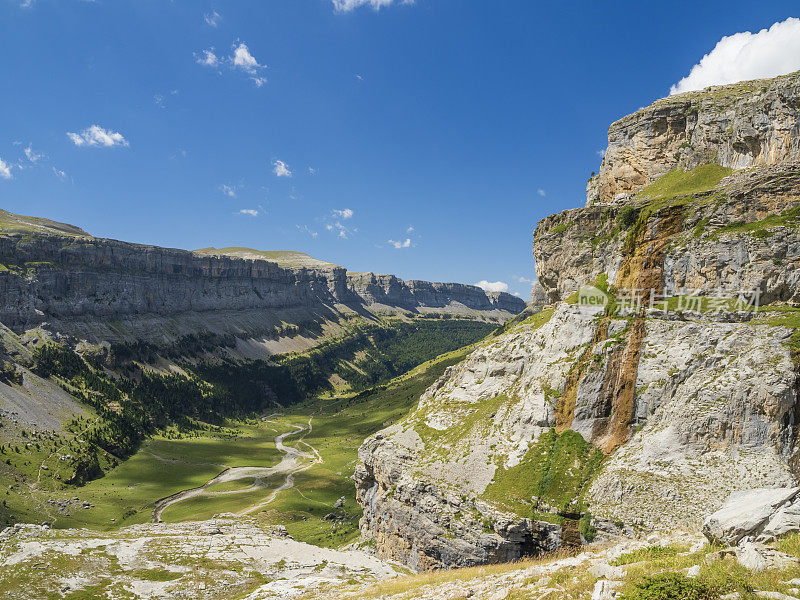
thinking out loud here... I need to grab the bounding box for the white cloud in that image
[20,0,33,8]
[232,43,261,73]
[332,0,412,12]
[671,18,800,95]
[237,208,261,217]
[515,275,536,284]
[308,167,317,175]
[327,221,354,239]
[537,188,546,197]
[474,280,509,293]
[196,49,220,68]
[297,224,318,238]
[219,184,238,198]
[67,125,129,148]
[196,42,266,87]
[332,208,354,219]
[355,74,364,80]
[24,145,44,163]
[204,10,221,27]
[0,158,12,180]
[388,238,412,249]
[406,225,415,234]
[273,160,292,178]
[52,167,68,181]
[231,43,267,86]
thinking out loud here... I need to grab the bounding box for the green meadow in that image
[6,345,471,546]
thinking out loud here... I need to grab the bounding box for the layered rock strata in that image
[588,70,800,205]
[357,72,800,570]
[0,213,524,339]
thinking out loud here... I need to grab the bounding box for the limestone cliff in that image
[588,71,800,206]
[0,210,524,343]
[535,161,800,303]
[357,72,800,571]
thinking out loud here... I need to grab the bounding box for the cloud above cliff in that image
[671,17,800,95]
[474,280,509,293]
[332,0,413,12]
[332,208,354,219]
[237,207,263,217]
[388,238,412,249]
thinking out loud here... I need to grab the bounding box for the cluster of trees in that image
[329,320,495,389]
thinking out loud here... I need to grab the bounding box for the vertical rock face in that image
[589,71,800,206]
[0,223,525,337]
[357,72,800,571]
[355,304,593,569]
[534,162,800,304]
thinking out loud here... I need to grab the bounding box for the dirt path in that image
[152,417,321,523]
[237,418,322,515]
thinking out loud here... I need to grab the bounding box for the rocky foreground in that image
[0,517,400,600]
[6,493,800,600]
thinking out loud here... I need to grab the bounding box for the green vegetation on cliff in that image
[482,428,604,520]
[636,164,732,200]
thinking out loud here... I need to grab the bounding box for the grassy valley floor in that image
[1,345,471,548]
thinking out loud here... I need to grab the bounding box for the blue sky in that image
[1,1,799,298]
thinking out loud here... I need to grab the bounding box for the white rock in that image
[689,539,707,554]
[591,580,622,600]
[703,488,800,545]
[755,592,797,600]
[588,563,624,580]
[736,542,797,572]
[686,565,701,578]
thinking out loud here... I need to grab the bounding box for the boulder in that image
[735,542,796,572]
[702,488,800,545]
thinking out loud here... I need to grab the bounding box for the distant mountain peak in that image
[193,247,341,269]
[0,208,90,237]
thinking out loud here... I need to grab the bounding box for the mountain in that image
[0,210,525,502]
[0,212,524,342]
[355,71,800,570]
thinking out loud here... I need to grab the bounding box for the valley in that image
[3,69,800,600]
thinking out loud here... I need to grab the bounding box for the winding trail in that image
[152,417,321,523]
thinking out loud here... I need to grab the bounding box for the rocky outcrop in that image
[589,70,800,206]
[0,216,524,338]
[356,301,799,567]
[535,161,800,304]
[703,488,800,546]
[358,72,800,571]
[356,429,560,570]
[0,518,397,600]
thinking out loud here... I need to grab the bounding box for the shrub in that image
[618,205,638,229]
[620,572,721,600]
[579,511,597,542]
[612,545,678,565]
